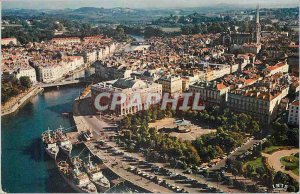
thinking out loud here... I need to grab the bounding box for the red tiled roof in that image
[217,83,227,90]
[291,100,299,106]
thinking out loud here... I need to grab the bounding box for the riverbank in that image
[1,86,44,117]
[2,85,85,193]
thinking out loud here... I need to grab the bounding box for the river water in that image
[1,69,139,193]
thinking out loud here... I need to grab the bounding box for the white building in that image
[288,100,299,126]
[15,67,37,84]
[263,61,289,77]
[91,77,162,116]
[38,65,63,83]
[63,56,84,72]
[189,81,230,105]
[158,75,182,96]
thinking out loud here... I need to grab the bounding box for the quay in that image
[84,141,172,193]
[72,98,173,193]
[1,86,44,117]
[71,97,243,193]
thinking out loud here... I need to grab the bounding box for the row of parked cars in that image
[96,139,223,193]
[127,166,187,193]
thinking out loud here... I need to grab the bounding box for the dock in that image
[83,141,172,193]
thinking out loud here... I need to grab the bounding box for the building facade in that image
[158,75,182,96]
[15,67,37,84]
[227,86,289,125]
[91,78,162,116]
[288,100,299,126]
[1,38,17,46]
[189,81,230,106]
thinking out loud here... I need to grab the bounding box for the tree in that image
[273,171,289,185]
[240,182,247,191]
[287,185,296,192]
[271,122,288,145]
[245,165,254,178]
[286,128,299,147]
[256,166,265,178]
[248,120,261,135]
[232,169,238,180]
[19,76,32,89]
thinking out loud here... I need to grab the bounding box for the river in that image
[1,69,139,193]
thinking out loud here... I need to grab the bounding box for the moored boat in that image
[57,159,97,193]
[84,154,110,192]
[55,127,73,156]
[41,128,59,159]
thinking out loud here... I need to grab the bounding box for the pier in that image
[84,141,173,193]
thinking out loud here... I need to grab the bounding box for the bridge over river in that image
[40,80,89,88]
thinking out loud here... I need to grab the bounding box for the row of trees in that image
[181,107,261,135]
[2,76,32,104]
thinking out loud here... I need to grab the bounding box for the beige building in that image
[95,60,133,80]
[288,100,299,126]
[263,61,289,76]
[15,67,37,84]
[1,38,17,46]
[91,78,162,116]
[189,81,230,106]
[38,65,63,83]
[51,37,81,44]
[227,86,289,125]
[62,56,84,72]
[158,75,182,96]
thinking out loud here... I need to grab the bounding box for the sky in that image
[2,0,299,9]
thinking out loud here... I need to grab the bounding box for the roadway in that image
[210,138,261,171]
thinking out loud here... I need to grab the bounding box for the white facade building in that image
[288,100,299,126]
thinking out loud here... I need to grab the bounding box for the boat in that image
[59,140,73,156]
[54,127,73,156]
[84,154,110,192]
[41,128,59,159]
[57,159,97,193]
[61,112,71,117]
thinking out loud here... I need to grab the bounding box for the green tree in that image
[19,76,32,89]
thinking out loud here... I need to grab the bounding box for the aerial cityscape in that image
[1,0,299,193]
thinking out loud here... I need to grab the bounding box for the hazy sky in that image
[2,0,299,9]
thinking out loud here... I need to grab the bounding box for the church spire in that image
[256,4,260,24]
[255,4,261,44]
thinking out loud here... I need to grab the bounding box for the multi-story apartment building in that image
[189,81,230,106]
[51,37,81,44]
[15,67,37,84]
[62,56,84,72]
[288,100,299,126]
[91,78,162,116]
[38,65,63,83]
[158,75,182,96]
[227,85,289,125]
[95,60,133,80]
[263,61,289,76]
